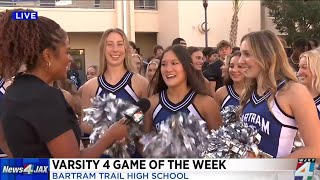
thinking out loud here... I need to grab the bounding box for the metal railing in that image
[0,0,114,9]
[134,0,157,10]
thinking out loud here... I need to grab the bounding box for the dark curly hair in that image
[0,9,67,78]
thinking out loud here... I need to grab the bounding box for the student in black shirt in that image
[0,9,128,158]
[203,40,232,91]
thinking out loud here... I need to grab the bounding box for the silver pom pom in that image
[292,131,305,152]
[139,112,209,158]
[83,93,142,158]
[220,105,239,125]
[200,120,262,158]
[201,105,273,158]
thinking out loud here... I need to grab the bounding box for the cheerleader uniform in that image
[153,89,205,131]
[241,80,298,158]
[221,85,240,110]
[96,71,140,158]
[96,71,139,103]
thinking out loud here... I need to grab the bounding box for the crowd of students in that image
[0,9,319,158]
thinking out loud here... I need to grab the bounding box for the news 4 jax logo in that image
[294,158,316,180]
[2,164,48,174]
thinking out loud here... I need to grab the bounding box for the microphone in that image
[123,98,151,124]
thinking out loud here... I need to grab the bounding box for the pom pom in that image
[83,93,142,158]
[140,112,209,158]
[200,120,262,158]
[201,105,273,158]
[292,132,305,152]
[220,105,239,125]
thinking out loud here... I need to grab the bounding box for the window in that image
[134,0,157,10]
[94,0,114,9]
[0,0,114,9]
[40,0,55,7]
[0,0,15,6]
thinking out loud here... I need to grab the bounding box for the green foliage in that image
[263,0,320,45]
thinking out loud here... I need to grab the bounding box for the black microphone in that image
[123,98,151,124]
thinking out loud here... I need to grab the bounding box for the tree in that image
[229,0,243,47]
[263,0,320,45]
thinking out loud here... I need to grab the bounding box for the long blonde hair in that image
[145,59,160,79]
[132,53,144,75]
[223,51,241,85]
[146,59,160,97]
[98,28,134,75]
[299,47,320,94]
[239,30,298,113]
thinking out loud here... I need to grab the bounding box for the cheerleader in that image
[81,28,149,132]
[80,28,149,157]
[215,51,245,110]
[86,65,98,81]
[78,66,98,97]
[239,30,320,158]
[187,46,214,97]
[143,45,222,134]
[298,48,320,118]
[132,54,144,75]
[145,58,160,97]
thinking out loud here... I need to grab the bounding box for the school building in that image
[0,0,280,83]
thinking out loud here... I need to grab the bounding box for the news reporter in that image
[0,9,128,158]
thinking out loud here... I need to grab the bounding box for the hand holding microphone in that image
[123,98,151,125]
[107,98,151,144]
[83,94,151,157]
[108,118,129,142]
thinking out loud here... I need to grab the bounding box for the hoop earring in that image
[46,61,51,68]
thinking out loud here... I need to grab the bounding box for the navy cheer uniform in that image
[81,72,138,142]
[314,95,320,119]
[241,80,298,158]
[221,85,240,110]
[96,71,140,157]
[96,71,139,103]
[0,78,6,157]
[153,90,205,131]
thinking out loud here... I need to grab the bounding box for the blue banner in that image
[0,158,49,180]
[11,11,38,21]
